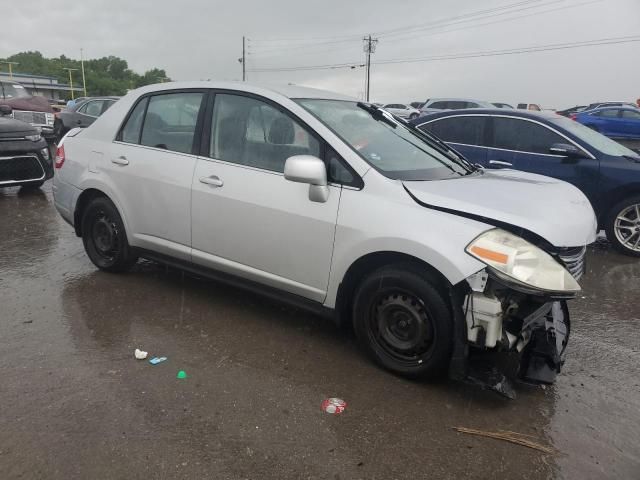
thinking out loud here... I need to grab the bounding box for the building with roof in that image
[0,71,83,101]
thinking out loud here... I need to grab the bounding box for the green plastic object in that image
[177,370,187,379]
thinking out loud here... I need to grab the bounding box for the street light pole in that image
[63,68,79,100]
[80,48,88,97]
[1,61,19,79]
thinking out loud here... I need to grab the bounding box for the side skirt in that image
[136,249,336,321]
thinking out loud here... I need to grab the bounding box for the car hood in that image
[1,95,53,113]
[403,169,597,248]
[0,116,36,137]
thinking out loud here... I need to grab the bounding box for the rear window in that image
[420,116,486,146]
[140,92,204,154]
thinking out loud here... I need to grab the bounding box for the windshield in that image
[295,99,473,180]
[0,82,31,100]
[551,116,639,157]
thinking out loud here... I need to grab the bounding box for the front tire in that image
[352,264,453,378]
[81,196,138,271]
[605,196,640,257]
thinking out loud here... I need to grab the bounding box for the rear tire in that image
[81,196,138,272]
[605,195,640,257]
[352,264,453,378]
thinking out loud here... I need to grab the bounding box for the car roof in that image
[410,108,562,124]
[131,81,356,102]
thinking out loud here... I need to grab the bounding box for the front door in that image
[106,90,206,260]
[191,92,340,302]
[487,116,600,205]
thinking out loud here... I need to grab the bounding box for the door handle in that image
[199,175,223,187]
[488,160,513,168]
[112,156,129,166]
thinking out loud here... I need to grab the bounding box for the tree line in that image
[1,51,171,97]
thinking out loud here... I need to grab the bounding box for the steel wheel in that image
[353,263,453,378]
[81,196,138,272]
[613,203,640,253]
[369,290,436,364]
[90,210,120,262]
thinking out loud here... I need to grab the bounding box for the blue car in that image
[573,106,640,140]
[410,109,640,256]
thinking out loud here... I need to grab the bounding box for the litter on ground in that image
[321,398,347,414]
[134,349,148,360]
[149,356,167,365]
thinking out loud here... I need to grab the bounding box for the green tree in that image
[1,51,171,98]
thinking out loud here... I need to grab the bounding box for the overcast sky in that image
[2,0,639,108]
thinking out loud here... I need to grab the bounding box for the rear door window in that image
[594,109,620,118]
[420,116,486,146]
[492,118,565,154]
[79,100,105,117]
[140,92,204,154]
[428,101,448,109]
[621,110,640,119]
[120,98,148,144]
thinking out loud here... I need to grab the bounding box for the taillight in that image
[570,114,577,121]
[55,144,65,169]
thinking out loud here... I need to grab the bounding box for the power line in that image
[377,0,602,45]
[247,35,640,72]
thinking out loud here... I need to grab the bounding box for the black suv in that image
[0,105,53,189]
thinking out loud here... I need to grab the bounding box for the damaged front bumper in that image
[449,269,573,397]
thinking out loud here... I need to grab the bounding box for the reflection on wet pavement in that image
[0,182,638,479]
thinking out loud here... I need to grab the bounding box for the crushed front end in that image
[449,229,586,396]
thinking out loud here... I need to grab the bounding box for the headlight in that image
[25,134,42,142]
[466,229,580,293]
[41,147,50,160]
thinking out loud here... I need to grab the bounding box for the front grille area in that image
[0,155,44,183]
[13,110,47,126]
[557,246,587,281]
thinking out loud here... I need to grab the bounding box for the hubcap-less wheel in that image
[370,291,435,364]
[614,203,640,252]
[90,210,120,261]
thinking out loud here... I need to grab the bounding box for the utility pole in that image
[80,48,87,97]
[1,61,19,79]
[242,36,246,81]
[363,35,378,102]
[63,68,79,100]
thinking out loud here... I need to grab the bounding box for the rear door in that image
[191,92,341,302]
[619,109,640,138]
[487,116,600,203]
[107,90,206,260]
[75,99,106,127]
[417,115,488,165]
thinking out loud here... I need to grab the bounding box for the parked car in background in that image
[517,103,541,111]
[585,101,638,111]
[53,97,119,143]
[410,101,425,109]
[411,109,640,256]
[419,98,494,117]
[492,102,513,109]
[381,103,420,119]
[573,107,640,140]
[0,80,55,140]
[52,82,597,389]
[0,105,53,189]
[556,105,587,117]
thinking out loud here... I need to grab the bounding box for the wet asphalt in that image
[0,182,638,480]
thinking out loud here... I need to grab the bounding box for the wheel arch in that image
[73,188,124,237]
[334,251,455,327]
[599,184,640,227]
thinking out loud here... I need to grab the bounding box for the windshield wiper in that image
[356,102,397,129]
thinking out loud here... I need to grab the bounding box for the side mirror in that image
[284,155,329,203]
[0,104,12,116]
[549,143,585,159]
